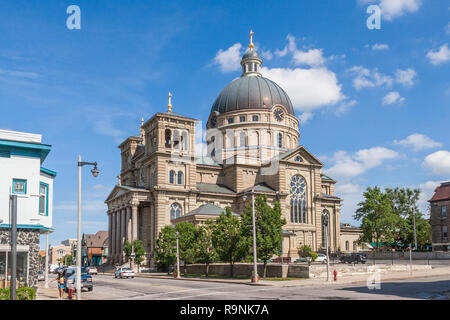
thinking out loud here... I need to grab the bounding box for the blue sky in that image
[0,1,449,247]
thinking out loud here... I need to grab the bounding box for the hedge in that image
[0,287,36,300]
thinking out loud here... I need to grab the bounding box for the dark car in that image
[63,267,93,292]
[340,253,367,264]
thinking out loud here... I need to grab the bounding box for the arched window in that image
[290,175,307,224]
[345,241,349,251]
[353,242,357,251]
[165,129,172,148]
[170,202,182,220]
[277,132,283,148]
[169,170,175,184]
[173,130,180,149]
[295,156,303,162]
[177,171,183,185]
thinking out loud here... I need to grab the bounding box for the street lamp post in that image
[175,231,181,278]
[322,211,330,282]
[243,188,258,283]
[77,155,99,300]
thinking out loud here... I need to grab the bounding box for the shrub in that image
[309,252,318,262]
[0,287,36,300]
[297,245,312,258]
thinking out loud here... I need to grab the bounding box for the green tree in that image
[354,187,400,251]
[154,226,177,274]
[62,254,73,266]
[123,240,146,272]
[241,195,286,278]
[386,187,432,249]
[211,208,249,277]
[195,221,217,277]
[297,245,312,258]
[175,222,198,275]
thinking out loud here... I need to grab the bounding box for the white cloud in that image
[348,66,416,90]
[335,182,362,194]
[335,99,357,115]
[261,66,344,112]
[93,118,127,144]
[326,147,399,179]
[348,66,393,90]
[372,43,389,51]
[0,68,41,79]
[292,48,326,67]
[274,34,297,57]
[418,180,443,214]
[195,123,207,157]
[382,91,405,105]
[298,112,313,124]
[395,68,416,86]
[260,49,273,61]
[380,0,422,21]
[446,22,450,35]
[54,200,106,212]
[422,150,450,175]
[426,44,450,65]
[213,43,243,72]
[394,133,442,151]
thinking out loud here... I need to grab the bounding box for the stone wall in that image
[309,264,432,278]
[0,228,40,289]
[183,263,309,278]
[364,251,450,260]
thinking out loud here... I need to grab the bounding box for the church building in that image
[105,32,343,266]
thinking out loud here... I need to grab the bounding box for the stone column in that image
[132,203,138,241]
[121,208,126,263]
[126,206,132,243]
[111,210,116,264]
[107,211,112,264]
[116,209,120,263]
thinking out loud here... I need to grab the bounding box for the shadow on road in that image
[337,279,450,300]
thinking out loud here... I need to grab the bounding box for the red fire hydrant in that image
[333,270,338,281]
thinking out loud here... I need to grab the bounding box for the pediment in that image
[281,146,324,167]
[105,185,128,203]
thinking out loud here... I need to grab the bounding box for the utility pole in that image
[9,195,17,300]
[175,231,181,278]
[251,188,258,283]
[412,209,418,250]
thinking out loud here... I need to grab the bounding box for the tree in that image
[175,222,197,275]
[354,187,400,251]
[211,208,249,277]
[123,240,146,272]
[386,187,431,249]
[195,221,217,277]
[241,195,286,278]
[154,226,177,274]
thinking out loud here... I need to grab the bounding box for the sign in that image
[130,253,136,259]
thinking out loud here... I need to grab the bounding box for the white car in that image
[87,266,98,275]
[315,253,328,263]
[114,267,135,279]
[49,264,59,274]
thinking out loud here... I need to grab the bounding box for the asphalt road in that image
[75,273,450,300]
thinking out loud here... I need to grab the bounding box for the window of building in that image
[345,241,349,251]
[290,175,307,224]
[240,115,246,122]
[170,203,182,220]
[12,179,27,194]
[173,130,180,149]
[443,226,448,239]
[169,170,175,184]
[181,131,188,151]
[165,129,172,148]
[228,117,234,124]
[277,132,283,148]
[239,131,246,147]
[39,182,49,216]
[295,156,303,162]
[0,150,10,158]
[252,115,259,122]
[177,171,183,185]
[353,242,357,251]
[442,206,447,219]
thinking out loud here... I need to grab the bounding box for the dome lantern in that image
[240,30,262,77]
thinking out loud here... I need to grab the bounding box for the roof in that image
[0,138,51,163]
[196,183,235,195]
[196,156,221,166]
[182,203,239,218]
[155,111,198,122]
[83,231,108,248]
[321,174,336,182]
[211,75,294,116]
[240,183,277,194]
[429,182,450,202]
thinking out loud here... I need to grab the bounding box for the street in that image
[42,272,450,300]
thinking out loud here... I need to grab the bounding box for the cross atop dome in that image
[249,30,254,50]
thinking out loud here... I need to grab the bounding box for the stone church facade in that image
[105,32,342,266]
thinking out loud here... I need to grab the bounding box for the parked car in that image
[114,267,135,279]
[340,253,367,264]
[49,264,59,274]
[37,270,45,281]
[63,267,93,292]
[315,253,327,263]
[87,266,98,275]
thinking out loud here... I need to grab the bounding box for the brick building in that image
[429,181,450,251]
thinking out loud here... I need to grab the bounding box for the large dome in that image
[210,75,295,115]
